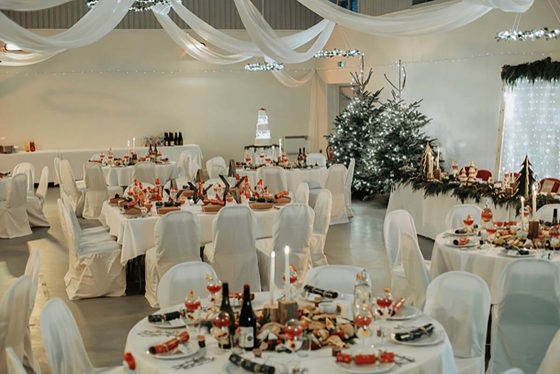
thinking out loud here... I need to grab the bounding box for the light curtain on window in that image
[296,0,534,36]
[500,79,560,179]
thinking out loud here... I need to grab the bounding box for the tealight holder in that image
[278,300,298,324]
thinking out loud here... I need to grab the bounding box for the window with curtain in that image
[499,58,560,180]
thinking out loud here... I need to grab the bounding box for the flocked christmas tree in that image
[367,61,435,195]
[514,155,536,198]
[327,69,383,194]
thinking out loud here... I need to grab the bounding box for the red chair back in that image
[476,169,492,181]
[539,178,560,193]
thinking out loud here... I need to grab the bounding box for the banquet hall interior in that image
[1,0,560,373]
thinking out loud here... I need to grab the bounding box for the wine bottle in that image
[238,284,256,350]
[220,282,236,349]
[553,209,558,225]
[179,132,184,145]
[173,132,177,146]
[302,147,307,166]
[148,144,153,157]
[163,132,168,146]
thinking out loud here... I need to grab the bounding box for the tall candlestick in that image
[532,183,537,219]
[284,246,290,301]
[520,196,525,229]
[132,137,136,152]
[278,138,282,153]
[269,251,276,305]
[127,140,130,150]
[436,147,440,170]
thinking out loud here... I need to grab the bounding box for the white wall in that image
[0,30,313,162]
[318,1,558,173]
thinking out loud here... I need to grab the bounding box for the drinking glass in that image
[212,311,231,351]
[353,305,373,352]
[284,319,304,371]
[206,275,222,306]
[185,291,201,333]
[375,294,392,346]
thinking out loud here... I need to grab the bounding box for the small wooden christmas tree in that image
[514,155,536,198]
[421,143,434,179]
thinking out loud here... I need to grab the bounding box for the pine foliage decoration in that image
[327,69,383,194]
[514,155,536,198]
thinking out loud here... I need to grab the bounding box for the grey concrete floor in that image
[0,187,433,372]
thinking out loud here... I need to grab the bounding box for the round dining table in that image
[237,167,328,193]
[124,292,457,374]
[100,161,177,187]
[431,232,560,304]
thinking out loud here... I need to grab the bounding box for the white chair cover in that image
[306,153,327,167]
[53,156,62,187]
[133,162,156,184]
[58,198,125,300]
[537,328,560,374]
[257,166,287,195]
[59,159,85,217]
[310,189,331,267]
[401,232,431,308]
[345,158,355,218]
[488,260,560,374]
[0,276,30,374]
[535,203,560,222]
[59,194,112,242]
[257,203,314,289]
[502,369,525,374]
[0,174,31,239]
[424,271,491,374]
[26,166,50,227]
[22,248,40,374]
[12,163,34,195]
[383,209,418,300]
[303,265,371,295]
[206,156,228,179]
[488,259,560,374]
[41,298,121,374]
[204,205,261,292]
[294,182,309,205]
[445,204,482,230]
[157,262,218,308]
[145,210,201,307]
[82,163,121,219]
[176,150,200,184]
[309,164,347,224]
[6,347,26,374]
[36,166,49,203]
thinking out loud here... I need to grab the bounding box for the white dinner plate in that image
[391,328,445,347]
[335,361,395,374]
[146,340,198,360]
[447,238,478,248]
[499,249,537,258]
[148,318,186,329]
[388,305,419,321]
[446,228,473,237]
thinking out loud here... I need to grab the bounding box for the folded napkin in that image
[229,353,275,374]
[148,310,183,323]
[394,323,434,342]
[303,284,339,299]
[148,331,190,354]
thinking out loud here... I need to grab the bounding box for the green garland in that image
[501,57,560,86]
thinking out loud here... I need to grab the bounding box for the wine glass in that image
[375,291,392,346]
[284,318,304,371]
[206,274,222,306]
[282,264,298,300]
[185,290,201,333]
[353,305,373,352]
[212,311,231,351]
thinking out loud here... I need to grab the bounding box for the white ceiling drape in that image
[0,0,73,11]
[296,0,534,36]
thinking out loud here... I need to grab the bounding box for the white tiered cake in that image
[254,107,271,145]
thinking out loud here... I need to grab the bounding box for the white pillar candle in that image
[278,138,282,153]
[520,196,525,228]
[436,147,440,170]
[269,251,275,305]
[127,140,130,150]
[132,137,136,152]
[532,183,537,219]
[284,246,290,301]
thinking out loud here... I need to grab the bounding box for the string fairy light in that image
[244,61,284,72]
[86,0,168,12]
[313,48,363,58]
[496,0,560,41]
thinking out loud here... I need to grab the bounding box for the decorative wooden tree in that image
[514,155,536,198]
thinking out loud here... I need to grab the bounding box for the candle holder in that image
[528,220,539,239]
[263,304,279,323]
[278,300,298,324]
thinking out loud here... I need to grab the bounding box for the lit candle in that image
[132,137,136,152]
[436,147,440,170]
[284,246,290,301]
[532,183,537,219]
[269,251,275,305]
[127,140,130,150]
[520,196,525,228]
[278,138,282,153]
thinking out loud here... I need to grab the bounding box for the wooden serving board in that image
[201,204,223,213]
[275,197,291,205]
[249,202,274,210]
[157,206,180,215]
[123,207,142,216]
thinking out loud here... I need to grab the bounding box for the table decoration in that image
[147,330,193,357]
[335,351,396,373]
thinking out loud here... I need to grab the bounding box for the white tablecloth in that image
[431,233,560,304]
[0,150,59,183]
[101,162,176,187]
[237,167,328,193]
[387,184,514,240]
[124,292,457,374]
[0,177,10,200]
[99,202,278,265]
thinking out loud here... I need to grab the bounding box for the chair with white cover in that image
[59,159,85,217]
[294,182,309,205]
[303,265,371,295]
[12,163,34,195]
[175,151,199,188]
[0,174,31,239]
[157,262,219,308]
[0,276,31,374]
[256,203,314,290]
[535,203,560,222]
[133,162,156,184]
[423,271,491,374]
[309,164,347,224]
[383,209,419,301]
[488,260,560,374]
[23,166,50,228]
[22,248,40,374]
[257,166,288,195]
[501,370,525,374]
[445,204,482,230]
[310,189,332,267]
[59,194,112,243]
[206,156,227,179]
[145,211,201,307]
[401,232,431,308]
[537,328,560,374]
[41,298,122,374]
[6,347,26,374]
[58,198,125,300]
[306,153,327,167]
[345,158,355,218]
[53,156,62,187]
[82,163,121,219]
[204,205,261,292]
